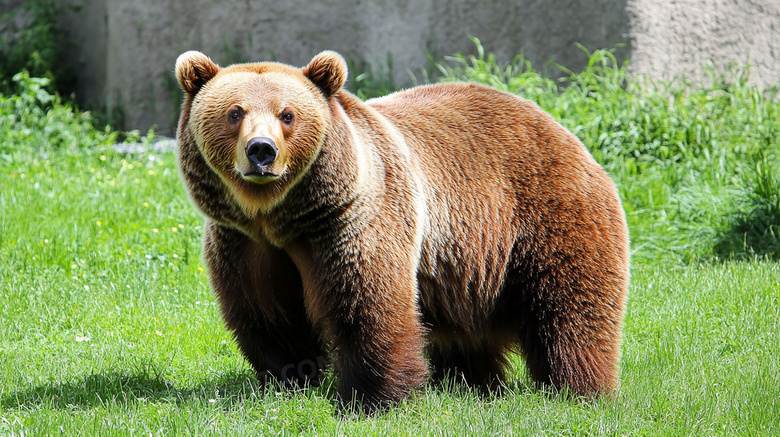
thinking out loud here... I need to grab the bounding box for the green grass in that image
[2,47,780,434]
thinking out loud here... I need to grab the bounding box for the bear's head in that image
[175,50,348,212]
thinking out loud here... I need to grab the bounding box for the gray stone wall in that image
[627,0,780,87]
[4,0,779,133]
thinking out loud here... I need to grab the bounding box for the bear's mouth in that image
[241,169,280,184]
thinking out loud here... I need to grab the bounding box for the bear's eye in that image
[280,110,294,125]
[227,107,244,125]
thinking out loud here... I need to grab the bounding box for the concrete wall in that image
[627,0,780,87]
[4,0,780,134]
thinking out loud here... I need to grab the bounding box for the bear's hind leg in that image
[515,274,625,397]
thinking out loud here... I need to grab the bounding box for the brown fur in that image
[174,50,629,413]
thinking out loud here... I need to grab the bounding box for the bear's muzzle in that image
[240,136,280,182]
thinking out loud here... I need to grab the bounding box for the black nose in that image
[245,137,278,167]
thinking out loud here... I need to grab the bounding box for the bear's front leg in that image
[203,221,326,387]
[298,237,428,413]
[335,302,427,412]
[335,281,428,412]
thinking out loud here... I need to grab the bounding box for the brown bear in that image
[174,50,630,412]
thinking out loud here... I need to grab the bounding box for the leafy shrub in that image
[714,152,780,259]
[0,0,73,95]
[0,71,116,154]
[347,54,398,100]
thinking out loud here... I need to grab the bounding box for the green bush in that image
[347,54,398,100]
[0,71,116,153]
[0,0,73,95]
[714,152,780,259]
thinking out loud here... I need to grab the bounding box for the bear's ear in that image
[302,51,348,98]
[175,51,220,95]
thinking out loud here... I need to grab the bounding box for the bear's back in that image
[366,82,603,202]
[367,82,585,164]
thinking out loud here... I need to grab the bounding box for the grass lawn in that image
[1,48,779,435]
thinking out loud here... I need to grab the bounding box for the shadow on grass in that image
[713,216,780,261]
[0,370,262,410]
[2,365,540,414]
[0,367,340,412]
[713,154,780,261]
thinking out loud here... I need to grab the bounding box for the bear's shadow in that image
[0,370,319,411]
[2,368,539,412]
